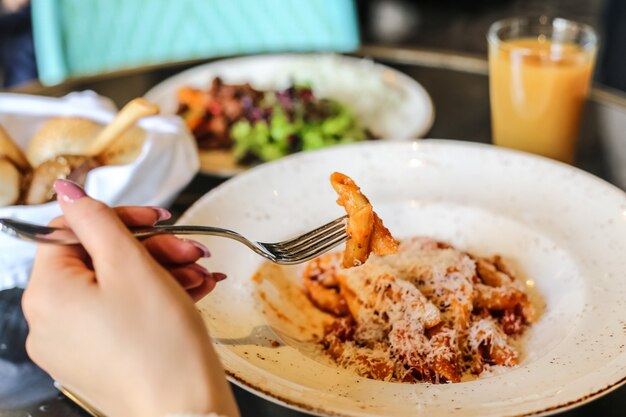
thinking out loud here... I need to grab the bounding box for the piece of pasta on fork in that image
[330,172,398,267]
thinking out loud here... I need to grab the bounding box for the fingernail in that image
[150,207,172,222]
[213,272,227,282]
[53,179,86,203]
[189,263,210,276]
[184,239,210,258]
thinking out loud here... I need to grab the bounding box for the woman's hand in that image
[22,180,240,417]
[86,205,225,302]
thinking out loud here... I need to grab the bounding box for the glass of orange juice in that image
[487,16,597,163]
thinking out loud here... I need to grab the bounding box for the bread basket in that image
[0,91,199,290]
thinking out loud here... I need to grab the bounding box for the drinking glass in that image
[487,16,598,163]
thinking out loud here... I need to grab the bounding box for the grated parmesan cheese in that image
[310,237,534,383]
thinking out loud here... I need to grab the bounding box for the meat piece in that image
[177,77,264,150]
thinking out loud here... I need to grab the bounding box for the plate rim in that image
[225,368,626,417]
[179,139,626,219]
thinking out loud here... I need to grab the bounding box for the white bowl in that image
[179,140,626,417]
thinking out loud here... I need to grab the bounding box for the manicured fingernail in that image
[53,179,86,203]
[150,207,172,222]
[189,263,210,276]
[184,239,210,258]
[213,272,227,282]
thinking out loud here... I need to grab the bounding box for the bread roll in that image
[100,125,145,165]
[25,155,100,205]
[27,118,101,167]
[0,158,21,207]
[0,125,31,172]
[23,98,157,205]
[27,117,146,167]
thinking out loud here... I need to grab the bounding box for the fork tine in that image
[264,215,347,251]
[258,215,348,264]
[286,228,347,258]
[265,223,346,255]
[270,231,348,264]
[265,226,346,256]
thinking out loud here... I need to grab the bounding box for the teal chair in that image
[31,0,360,85]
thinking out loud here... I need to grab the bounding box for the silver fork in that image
[0,215,348,265]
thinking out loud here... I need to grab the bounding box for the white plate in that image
[145,54,434,176]
[178,140,626,417]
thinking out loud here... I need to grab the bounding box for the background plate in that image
[145,54,435,176]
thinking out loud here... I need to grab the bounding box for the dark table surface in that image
[1,46,626,416]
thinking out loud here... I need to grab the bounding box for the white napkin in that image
[0,91,199,290]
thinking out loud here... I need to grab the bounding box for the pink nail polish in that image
[185,240,210,258]
[213,272,227,282]
[150,207,172,222]
[188,263,210,276]
[53,179,86,203]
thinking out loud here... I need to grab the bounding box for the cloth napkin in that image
[0,91,199,290]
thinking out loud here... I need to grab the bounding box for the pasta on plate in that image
[302,172,537,384]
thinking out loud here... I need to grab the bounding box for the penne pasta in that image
[297,174,537,383]
[330,172,398,267]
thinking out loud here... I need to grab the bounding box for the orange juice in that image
[489,38,595,163]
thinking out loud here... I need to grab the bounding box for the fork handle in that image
[131,225,245,240]
[126,225,271,258]
[13,222,257,252]
[90,225,252,248]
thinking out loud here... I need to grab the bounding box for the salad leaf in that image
[232,86,369,163]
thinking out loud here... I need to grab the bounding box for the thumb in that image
[54,179,146,274]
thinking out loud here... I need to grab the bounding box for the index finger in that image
[34,215,90,269]
[29,215,96,298]
[34,205,171,266]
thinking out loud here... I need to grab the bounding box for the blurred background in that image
[0,0,624,92]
